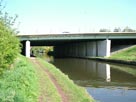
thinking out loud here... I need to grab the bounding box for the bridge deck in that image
[17,32,136,41]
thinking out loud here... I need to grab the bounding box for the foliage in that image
[0,1,20,73]
[0,20,20,73]
[31,46,53,57]
[99,28,111,32]
[99,26,136,32]
[122,26,136,32]
[0,55,39,102]
[113,27,121,32]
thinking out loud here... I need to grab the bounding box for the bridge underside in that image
[21,39,136,58]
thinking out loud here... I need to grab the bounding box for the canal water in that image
[52,58,136,102]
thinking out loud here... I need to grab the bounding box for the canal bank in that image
[31,57,94,102]
[93,45,136,65]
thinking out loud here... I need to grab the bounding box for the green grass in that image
[38,58,95,102]
[0,55,39,102]
[110,45,136,61]
[32,59,62,102]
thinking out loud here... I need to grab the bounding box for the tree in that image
[0,0,20,74]
[113,27,121,32]
[99,28,111,32]
[122,26,136,32]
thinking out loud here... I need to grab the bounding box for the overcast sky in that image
[5,0,136,34]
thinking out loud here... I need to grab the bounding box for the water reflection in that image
[53,58,136,102]
[36,53,54,63]
[53,58,136,87]
[97,63,110,82]
[54,59,110,81]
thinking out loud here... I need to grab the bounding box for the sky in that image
[3,0,136,34]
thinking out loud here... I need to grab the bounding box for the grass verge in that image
[110,45,136,61]
[38,58,95,102]
[0,55,38,102]
[30,58,62,102]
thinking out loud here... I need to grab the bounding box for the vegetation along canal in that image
[50,58,136,102]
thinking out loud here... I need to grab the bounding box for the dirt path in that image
[30,58,68,102]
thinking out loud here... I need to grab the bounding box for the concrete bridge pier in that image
[25,40,31,58]
[77,40,111,57]
[97,39,111,57]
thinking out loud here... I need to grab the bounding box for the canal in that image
[51,58,136,102]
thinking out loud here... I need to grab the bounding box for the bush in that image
[0,55,39,102]
[0,12,20,73]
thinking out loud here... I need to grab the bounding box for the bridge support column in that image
[97,39,111,57]
[25,41,31,58]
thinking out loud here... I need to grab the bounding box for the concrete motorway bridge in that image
[17,32,136,58]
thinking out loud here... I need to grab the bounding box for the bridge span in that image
[18,32,136,58]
